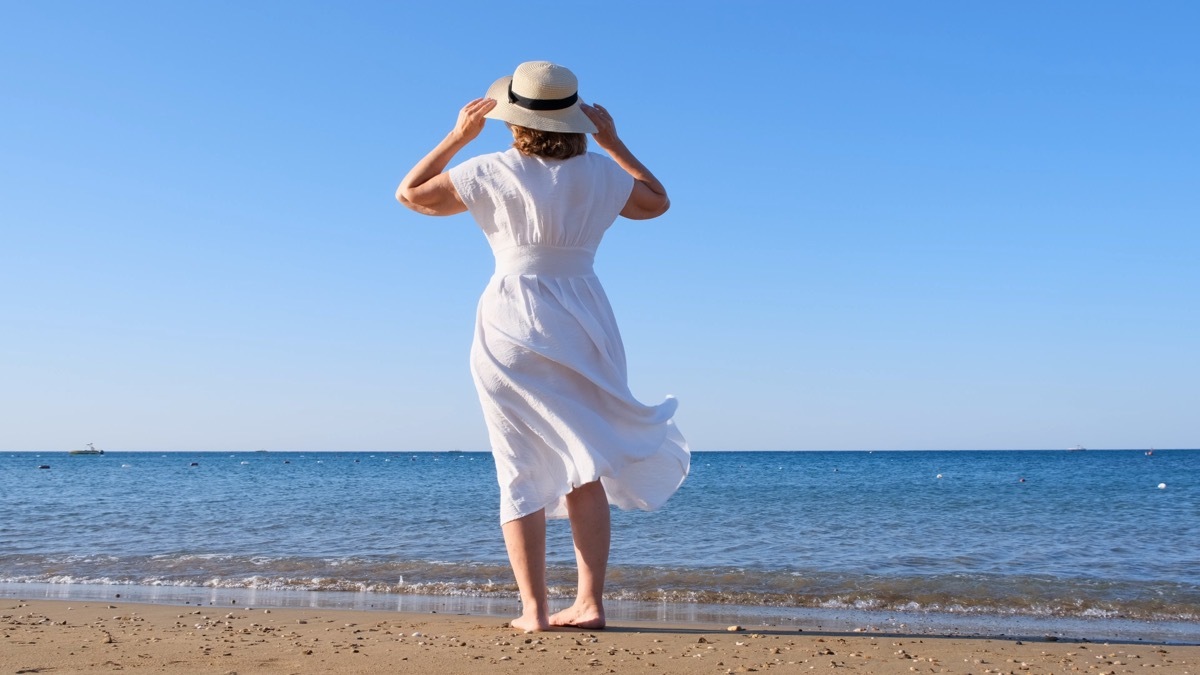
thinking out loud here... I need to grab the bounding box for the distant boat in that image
[1067,445,1086,452]
[69,443,105,456]
[1146,448,1154,456]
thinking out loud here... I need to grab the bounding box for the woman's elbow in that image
[621,197,670,220]
[395,185,421,211]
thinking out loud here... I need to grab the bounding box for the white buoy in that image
[936,474,943,479]
[1158,483,1167,489]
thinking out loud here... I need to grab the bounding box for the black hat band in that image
[508,82,578,111]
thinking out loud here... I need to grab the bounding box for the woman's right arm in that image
[582,103,670,220]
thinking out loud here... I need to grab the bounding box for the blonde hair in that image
[509,124,587,160]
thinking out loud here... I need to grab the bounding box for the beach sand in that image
[1,599,1196,674]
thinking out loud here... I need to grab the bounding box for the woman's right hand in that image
[452,97,497,144]
[581,102,620,149]
[581,102,670,219]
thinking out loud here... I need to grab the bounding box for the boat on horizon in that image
[69,443,104,456]
[1067,445,1086,452]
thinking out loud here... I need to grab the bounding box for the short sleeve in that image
[447,154,490,211]
[447,153,506,235]
[597,154,634,224]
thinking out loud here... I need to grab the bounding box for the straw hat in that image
[484,61,597,134]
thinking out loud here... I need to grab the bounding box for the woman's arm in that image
[396,98,496,216]
[582,103,670,220]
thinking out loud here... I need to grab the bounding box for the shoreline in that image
[4,582,1198,647]
[3,598,1198,675]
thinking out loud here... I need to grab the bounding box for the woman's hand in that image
[452,97,497,144]
[581,102,620,149]
[396,98,495,216]
[581,102,670,219]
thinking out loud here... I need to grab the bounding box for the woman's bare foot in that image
[549,602,606,629]
[509,613,550,633]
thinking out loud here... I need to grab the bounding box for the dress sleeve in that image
[600,154,635,224]
[447,154,488,210]
[447,153,504,235]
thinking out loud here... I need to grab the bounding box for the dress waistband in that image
[493,245,595,277]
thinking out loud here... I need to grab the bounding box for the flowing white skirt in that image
[470,259,689,524]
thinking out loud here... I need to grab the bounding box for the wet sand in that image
[1,598,1196,674]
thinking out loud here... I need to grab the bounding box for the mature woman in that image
[396,61,689,632]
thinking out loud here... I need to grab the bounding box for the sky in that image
[2,1,1197,452]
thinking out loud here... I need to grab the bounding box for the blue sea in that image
[2,450,1197,642]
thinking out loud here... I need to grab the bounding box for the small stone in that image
[697,636,709,644]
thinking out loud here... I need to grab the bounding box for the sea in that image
[2,449,1197,643]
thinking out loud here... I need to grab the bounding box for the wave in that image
[1,553,1196,623]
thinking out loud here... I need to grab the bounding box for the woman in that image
[396,61,689,632]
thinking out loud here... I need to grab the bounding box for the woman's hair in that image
[509,124,587,160]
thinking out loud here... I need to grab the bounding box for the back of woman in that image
[396,60,688,633]
[451,149,632,251]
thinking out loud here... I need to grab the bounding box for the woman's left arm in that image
[396,98,496,216]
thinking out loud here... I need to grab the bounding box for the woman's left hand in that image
[452,97,497,144]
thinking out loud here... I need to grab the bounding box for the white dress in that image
[449,148,690,524]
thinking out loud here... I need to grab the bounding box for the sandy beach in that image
[1,599,1195,674]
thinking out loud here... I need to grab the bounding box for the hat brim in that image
[483,77,598,134]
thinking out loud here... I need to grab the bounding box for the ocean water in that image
[2,450,1197,641]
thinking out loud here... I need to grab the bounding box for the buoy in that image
[1158,483,1167,489]
[936,474,943,479]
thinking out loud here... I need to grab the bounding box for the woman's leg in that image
[501,509,550,632]
[549,480,610,629]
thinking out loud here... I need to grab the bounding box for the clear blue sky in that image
[2,1,1197,451]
